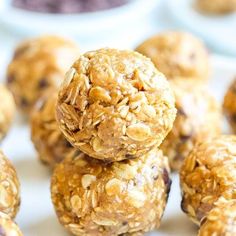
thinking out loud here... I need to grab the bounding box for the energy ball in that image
[135,31,209,81]
[0,151,20,218]
[198,198,236,236]
[0,84,15,142]
[0,212,23,236]
[51,148,171,236]
[196,0,236,14]
[223,79,236,133]
[160,78,222,171]
[56,48,176,162]
[31,93,74,167]
[180,135,236,225]
[7,35,79,115]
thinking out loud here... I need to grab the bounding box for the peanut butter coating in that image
[56,48,176,162]
[0,84,15,142]
[136,31,209,81]
[31,93,74,168]
[180,135,236,225]
[198,199,236,236]
[0,212,23,236]
[0,151,20,219]
[51,148,171,236]
[223,79,236,133]
[161,78,222,171]
[7,35,79,115]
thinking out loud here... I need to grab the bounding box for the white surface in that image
[167,0,236,56]
[0,0,157,36]
[0,53,235,236]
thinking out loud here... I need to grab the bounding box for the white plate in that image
[166,0,236,56]
[0,0,157,36]
[0,54,235,236]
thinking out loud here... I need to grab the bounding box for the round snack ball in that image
[56,48,176,162]
[0,84,15,142]
[7,35,79,115]
[31,93,74,168]
[160,78,222,171]
[0,212,23,236]
[135,31,209,81]
[223,78,236,133]
[196,0,236,14]
[51,148,171,236]
[198,198,236,236]
[180,135,236,225]
[0,151,20,218]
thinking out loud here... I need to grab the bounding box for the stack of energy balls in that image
[0,82,22,234]
[4,30,236,235]
[52,48,177,235]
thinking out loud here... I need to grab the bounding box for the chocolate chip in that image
[163,168,170,186]
[181,198,187,213]
[231,113,236,122]
[38,78,49,89]
[177,107,187,117]
[180,133,192,142]
[163,168,172,197]
[7,74,15,83]
[65,140,73,148]
[122,221,128,225]
[0,225,6,236]
[12,0,128,14]
[21,97,28,107]
[125,154,135,159]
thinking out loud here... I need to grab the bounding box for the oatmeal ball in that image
[7,35,79,114]
[198,198,236,236]
[0,84,15,142]
[0,151,20,218]
[180,135,236,225]
[196,0,236,14]
[160,78,222,171]
[135,31,209,81]
[31,93,74,168]
[0,212,23,236]
[51,148,171,236]
[223,79,236,133]
[56,48,176,162]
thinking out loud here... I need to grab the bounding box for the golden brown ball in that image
[56,48,176,162]
[31,93,74,168]
[51,148,171,236]
[136,31,209,81]
[180,135,236,225]
[7,35,79,115]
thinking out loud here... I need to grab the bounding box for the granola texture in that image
[7,35,79,115]
[223,79,236,133]
[51,148,171,236]
[135,31,209,81]
[0,84,15,142]
[180,135,236,225]
[56,48,176,162]
[196,0,236,14]
[31,93,74,168]
[0,212,23,236]
[198,198,236,236]
[161,78,222,171]
[0,151,20,219]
